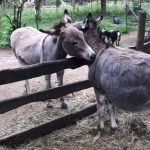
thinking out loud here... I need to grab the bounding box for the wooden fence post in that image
[125,2,128,33]
[136,10,146,51]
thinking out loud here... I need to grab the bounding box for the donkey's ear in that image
[87,13,92,21]
[39,29,59,35]
[96,15,103,26]
[40,22,66,36]
[39,29,51,34]
[82,13,92,29]
[64,9,72,23]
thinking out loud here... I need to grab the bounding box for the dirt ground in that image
[0,32,150,150]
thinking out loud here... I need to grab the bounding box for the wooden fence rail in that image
[0,80,92,114]
[0,104,97,147]
[0,57,91,85]
[0,56,95,147]
[129,41,150,52]
[0,53,97,148]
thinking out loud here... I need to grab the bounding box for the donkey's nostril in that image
[90,53,96,61]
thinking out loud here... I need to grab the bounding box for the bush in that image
[2,1,149,48]
[0,16,12,47]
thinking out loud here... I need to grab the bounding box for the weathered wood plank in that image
[136,10,146,51]
[0,57,91,85]
[0,80,92,114]
[143,41,150,54]
[0,104,97,147]
[129,41,150,52]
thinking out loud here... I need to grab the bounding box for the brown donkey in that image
[11,19,96,109]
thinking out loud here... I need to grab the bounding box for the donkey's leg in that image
[57,70,68,109]
[24,79,31,94]
[45,74,51,89]
[106,99,118,129]
[116,40,119,46]
[19,63,31,94]
[94,88,105,130]
[45,74,53,108]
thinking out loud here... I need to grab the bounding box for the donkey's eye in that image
[72,41,78,45]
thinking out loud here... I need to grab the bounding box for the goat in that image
[101,29,121,46]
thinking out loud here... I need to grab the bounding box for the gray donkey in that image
[81,14,150,129]
[65,10,150,130]
[11,20,96,109]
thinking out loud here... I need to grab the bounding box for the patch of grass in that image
[0,16,11,47]
[22,4,100,29]
[106,2,125,16]
[1,2,150,48]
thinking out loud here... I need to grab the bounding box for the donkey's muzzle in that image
[90,53,96,61]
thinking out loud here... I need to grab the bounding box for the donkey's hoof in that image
[72,92,75,97]
[47,102,53,108]
[97,124,105,131]
[61,102,68,109]
[23,92,27,95]
[110,124,118,130]
[23,90,28,95]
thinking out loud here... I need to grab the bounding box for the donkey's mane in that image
[48,22,66,35]
[53,22,66,30]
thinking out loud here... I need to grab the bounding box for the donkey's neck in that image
[54,36,67,59]
[84,30,106,54]
[45,36,67,60]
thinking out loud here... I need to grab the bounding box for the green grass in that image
[1,2,150,48]
[21,4,100,29]
[0,15,12,47]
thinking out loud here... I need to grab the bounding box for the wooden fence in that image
[0,57,97,147]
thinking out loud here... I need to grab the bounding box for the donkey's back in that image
[91,47,150,111]
[11,27,48,65]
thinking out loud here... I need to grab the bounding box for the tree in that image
[56,0,61,7]
[34,0,41,20]
[101,0,106,16]
[0,0,3,4]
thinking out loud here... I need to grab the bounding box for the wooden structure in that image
[136,10,146,50]
[0,57,97,147]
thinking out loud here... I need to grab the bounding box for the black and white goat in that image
[101,30,121,46]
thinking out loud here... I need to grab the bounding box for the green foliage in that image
[16,4,100,29]
[132,0,141,13]
[74,4,100,21]
[0,16,12,47]
[106,3,124,16]
[1,2,150,48]
[47,0,56,5]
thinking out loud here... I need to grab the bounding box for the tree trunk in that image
[101,0,106,16]
[136,10,146,51]
[56,0,61,7]
[0,0,3,4]
[72,0,76,10]
[42,0,46,5]
[34,0,41,20]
